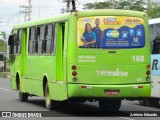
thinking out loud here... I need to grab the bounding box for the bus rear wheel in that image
[99,100,121,111]
[139,99,159,107]
[45,84,68,110]
[19,91,28,102]
[139,100,147,106]
[148,99,159,107]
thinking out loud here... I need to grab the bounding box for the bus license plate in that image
[105,90,120,96]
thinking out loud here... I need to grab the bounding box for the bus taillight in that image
[72,65,77,70]
[146,71,150,75]
[146,65,151,75]
[147,65,150,71]
[146,65,150,81]
[146,65,150,75]
[72,71,77,76]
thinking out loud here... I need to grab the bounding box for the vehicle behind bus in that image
[139,18,160,106]
[0,52,5,72]
[8,10,151,111]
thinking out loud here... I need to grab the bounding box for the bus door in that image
[21,29,27,76]
[56,22,68,81]
[151,37,160,98]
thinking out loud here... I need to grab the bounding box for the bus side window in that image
[15,30,22,54]
[42,25,48,54]
[14,34,17,54]
[35,27,40,53]
[52,24,56,55]
[38,25,44,54]
[46,24,53,54]
[28,27,36,54]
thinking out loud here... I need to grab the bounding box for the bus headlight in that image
[146,71,150,75]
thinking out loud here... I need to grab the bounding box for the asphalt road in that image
[0,77,160,120]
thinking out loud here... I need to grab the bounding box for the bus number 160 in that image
[132,55,144,62]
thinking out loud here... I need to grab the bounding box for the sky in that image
[0,0,159,35]
[0,0,104,35]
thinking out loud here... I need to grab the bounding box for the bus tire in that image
[139,100,147,106]
[17,79,28,102]
[45,83,53,110]
[148,99,159,107]
[99,100,121,111]
[19,91,28,102]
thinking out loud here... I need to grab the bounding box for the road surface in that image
[0,77,160,120]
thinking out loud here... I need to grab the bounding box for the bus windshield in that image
[77,16,145,49]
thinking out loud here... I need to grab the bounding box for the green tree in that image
[83,0,160,18]
[116,0,146,11]
[83,0,146,11]
[0,40,7,52]
[0,31,7,41]
[146,3,160,19]
[0,31,7,52]
[84,2,110,9]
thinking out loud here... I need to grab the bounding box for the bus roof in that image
[149,18,160,25]
[13,13,70,29]
[13,9,147,30]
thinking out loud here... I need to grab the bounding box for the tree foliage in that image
[146,3,160,19]
[83,0,160,19]
[0,31,7,52]
[84,2,110,9]
[116,0,146,11]
[0,40,7,52]
[0,31,7,41]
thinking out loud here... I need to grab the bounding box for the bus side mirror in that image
[8,35,14,54]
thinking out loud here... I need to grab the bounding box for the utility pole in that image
[19,5,29,22]
[66,0,70,12]
[63,0,72,13]
[19,0,32,22]
[148,0,152,7]
[27,0,32,21]
[109,0,116,9]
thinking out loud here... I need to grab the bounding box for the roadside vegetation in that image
[83,0,160,19]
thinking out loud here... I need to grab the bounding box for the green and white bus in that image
[8,9,151,111]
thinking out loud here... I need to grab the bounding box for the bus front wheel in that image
[99,100,121,111]
[45,83,53,110]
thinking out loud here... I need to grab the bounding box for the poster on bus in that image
[77,16,145,48]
